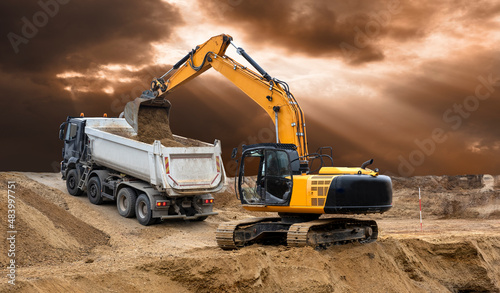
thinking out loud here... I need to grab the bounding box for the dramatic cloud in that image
[1,0,500,177]
[301,49,500,176]
[0,0,181,73]
[198,0,446,65]
[0,0,182,171]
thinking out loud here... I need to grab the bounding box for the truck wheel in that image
[193,216,208,222]
[136,194,156,226]
[66,169,83,196]
[117,188,137,218]
[87,177,104,205]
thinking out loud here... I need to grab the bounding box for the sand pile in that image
[1,172,500,292]
[0,173,109,267]
[137,237,500,293]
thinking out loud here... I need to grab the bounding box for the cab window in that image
[239,149,292,205]
[239,149,265,204]
[264,150,292,201]
[65,123,78,141]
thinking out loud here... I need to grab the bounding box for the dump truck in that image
[59,116,226,225]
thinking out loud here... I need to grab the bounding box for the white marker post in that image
[419,187,423,232]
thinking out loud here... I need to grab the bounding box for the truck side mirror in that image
[231,147,238,159]
[59,122,67,140]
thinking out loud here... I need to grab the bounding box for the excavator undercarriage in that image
[216,215,378,250]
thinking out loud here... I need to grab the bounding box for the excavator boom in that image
[124,34,308,157]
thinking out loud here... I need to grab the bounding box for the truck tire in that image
[66,169,83,196]
[87,177,104,205]
[193,216,208,221]
[136,194,156,226]
[117,188,137,218]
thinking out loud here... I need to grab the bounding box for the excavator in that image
[124,34,392,249]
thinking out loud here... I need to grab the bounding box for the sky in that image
[1,0,499,177]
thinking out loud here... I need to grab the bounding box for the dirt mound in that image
[210,184,276,222]
[9,238,500,293]
[444,175,484,189]
[213,186,240,210]
[391,174,484,190]
[2,172,500,292]
[389,175,500,220]
[136,237,500,293]
[0,173,109,267]
[391,175,445,190]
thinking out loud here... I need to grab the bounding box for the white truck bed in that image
[83,118,225,195]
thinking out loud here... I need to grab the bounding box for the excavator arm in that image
[124,34,308,157]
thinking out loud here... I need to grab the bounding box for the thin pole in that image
[419,187,423,232]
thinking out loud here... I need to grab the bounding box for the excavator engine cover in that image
[324,175,392,214]
[124,90,172,133]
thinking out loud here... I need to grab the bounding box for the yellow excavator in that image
[124,34,392,249]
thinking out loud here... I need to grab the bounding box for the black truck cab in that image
[59,117,87,180]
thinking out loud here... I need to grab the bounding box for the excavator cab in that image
[237,144,299,206]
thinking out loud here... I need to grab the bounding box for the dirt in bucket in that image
[134,107,206,147]
[136,107,184,147]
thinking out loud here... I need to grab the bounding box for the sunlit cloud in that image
[56,71,85,79]
[102,86,115,95]
[102,64,147,72]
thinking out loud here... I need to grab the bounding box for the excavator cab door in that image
[238,147,293,206]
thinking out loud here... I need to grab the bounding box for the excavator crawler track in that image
[216,222,240,250]
[287,218,378,248]
[217,217,378,250]
[216,217,281,250]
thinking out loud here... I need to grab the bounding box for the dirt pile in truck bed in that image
[134,107,204,147]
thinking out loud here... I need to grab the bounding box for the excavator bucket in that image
[124,93,171,133]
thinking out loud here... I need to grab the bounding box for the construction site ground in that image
[1,172,499,292]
